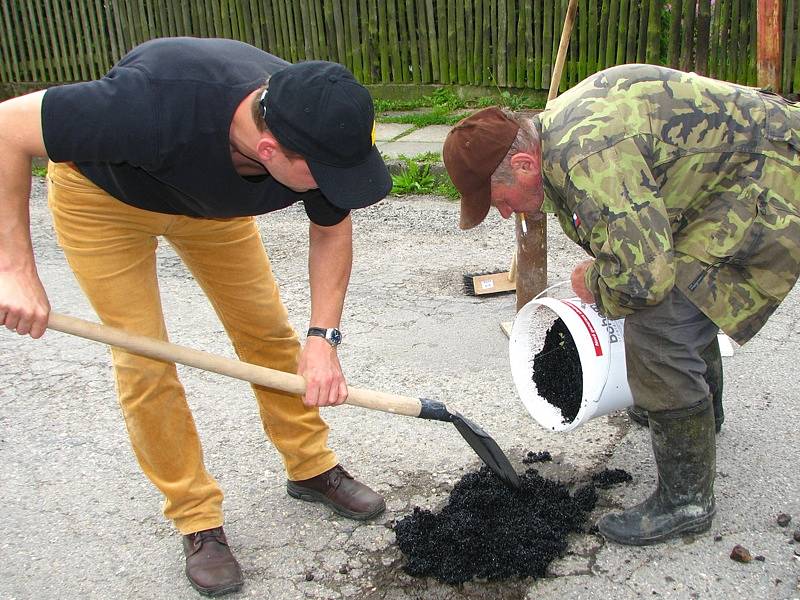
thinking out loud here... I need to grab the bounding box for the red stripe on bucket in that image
[560,301,603,357]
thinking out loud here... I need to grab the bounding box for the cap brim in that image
[307,146,392,210]
[459,181,492,230]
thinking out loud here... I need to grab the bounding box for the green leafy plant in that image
[391,160,436,195]
[390,156,460,199]
[32,165,47,177]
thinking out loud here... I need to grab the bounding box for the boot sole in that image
[185,573,244,598]
[598,512,715,546]
[287,484,386,521]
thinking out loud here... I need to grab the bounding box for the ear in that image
[255,133,280,163]
[509,152,538,174]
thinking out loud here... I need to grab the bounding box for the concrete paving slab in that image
[374,122,415,142]
[398,124,452,142]
[377,140,443,159]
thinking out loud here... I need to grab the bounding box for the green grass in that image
[375,86,545,125]
[32,165,47,177]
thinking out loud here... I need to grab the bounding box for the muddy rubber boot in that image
[598,399,716,545]
[627,339,724,432]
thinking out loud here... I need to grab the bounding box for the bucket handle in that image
[533,280,571,301]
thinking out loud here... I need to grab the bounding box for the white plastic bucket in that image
[509,297,633,432]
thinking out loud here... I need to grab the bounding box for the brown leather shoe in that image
[287,465,385,520]
[182,527,244,597]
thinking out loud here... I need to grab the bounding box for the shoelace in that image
[191,528,226,549]
[328,466,353,489]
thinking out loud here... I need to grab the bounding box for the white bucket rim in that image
[509,297,613,432]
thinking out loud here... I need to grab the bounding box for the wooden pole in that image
[515,0,578,312]
[757,0,783,90]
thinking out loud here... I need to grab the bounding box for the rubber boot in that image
[627,338,724,432]
[598,399,716,545]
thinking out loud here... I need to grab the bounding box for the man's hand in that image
[571,259,596,304]
[298,336,348,407]
[0,266,50,338]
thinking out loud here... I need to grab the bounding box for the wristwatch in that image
[307,327,342,347]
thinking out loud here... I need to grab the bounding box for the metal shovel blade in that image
[450,411,521,489]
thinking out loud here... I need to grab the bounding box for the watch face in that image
[329,328,342,345]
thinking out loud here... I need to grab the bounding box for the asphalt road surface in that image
[1,176,798,599]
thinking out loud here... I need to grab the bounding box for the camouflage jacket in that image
[536,64,800,344]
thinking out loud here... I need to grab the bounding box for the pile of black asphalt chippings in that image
[532,318,583,423]
[394,466,599,584]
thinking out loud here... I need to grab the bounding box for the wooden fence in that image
[1,0,798,93]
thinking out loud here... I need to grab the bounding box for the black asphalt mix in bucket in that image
[394,462,630,584]
[532,318,583,423]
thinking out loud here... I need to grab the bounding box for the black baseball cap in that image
[264,61,391,209]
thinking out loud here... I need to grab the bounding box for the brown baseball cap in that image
[443,107,519,229]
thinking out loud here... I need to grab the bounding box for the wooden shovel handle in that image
[47,312,423,418]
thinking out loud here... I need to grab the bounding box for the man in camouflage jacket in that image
[443,64,800,546]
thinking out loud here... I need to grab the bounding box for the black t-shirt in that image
[41,37,348,225]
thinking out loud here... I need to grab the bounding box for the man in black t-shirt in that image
[0,37,391,596]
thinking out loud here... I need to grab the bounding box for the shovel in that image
[46,312,521,489]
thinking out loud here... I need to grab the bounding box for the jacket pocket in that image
[706,184,800,298]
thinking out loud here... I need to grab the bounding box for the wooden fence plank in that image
[456,0,466,83]
[730,0,741,80]
[617,0,631,64]
[436,0,448,82]
[416,0,431,83]
[299,0,316,60]
[507,0,516,87]
[367,0,379,77]
[795,3,800,91]
[719,0,732,79]
[597,0,609,70]
[626,0,640,63]
[783,0,794,90]
[708,0,720,74]
[43,0,66,80]
[32,1,56,80]
[605,0,620,68]
[376,0,390,80]
[0,4,13,81]
[497,0,507,85]
[314,0,329,59]
[263,0,279,55]
[447,0,457,83]
[20,1,44,80]
[645,0,661,63]
[294,0,307,59]
[516,0,527,86]
[543,0,554,87]
[424,0,439,82]
[68,0,89,78]
[466,0,475,84]
[332,0,347,65]
[526,0,536,87]
[668,0,682,67]
[735,0,750,82]
[696,0,711,72]
[577,0,587,80]
[483,0,492,85]
[1,1,21,80]
[405,0,421,83]
[395,0,410,81]
[359,0,371,79]
[680,0,696,70]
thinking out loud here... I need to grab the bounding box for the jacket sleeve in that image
[565,138,676,318]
